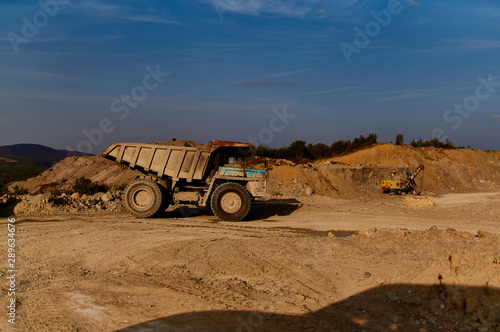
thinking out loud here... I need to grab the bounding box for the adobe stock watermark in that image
[211,0,244,22]
[244,106,297,157]
[65,65,169,154]
[6,217,17,325]
[340,0,403,64]
[236,309,270,332]
[7,0,69,54]
[431,74,500,142]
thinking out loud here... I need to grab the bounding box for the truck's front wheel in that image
[123,178,167,218]
[211,182,251,221]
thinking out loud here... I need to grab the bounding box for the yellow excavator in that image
[382,164,424,195]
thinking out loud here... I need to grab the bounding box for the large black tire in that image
[123,178,167,218]
[210,182,251,222]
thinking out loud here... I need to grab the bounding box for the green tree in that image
[410,137,456,149]
[395,134,404,145]
[330,140,350,156]
[307,143,331,160]
[287,140,310,160]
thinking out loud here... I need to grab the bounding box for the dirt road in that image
[1,194,499,331]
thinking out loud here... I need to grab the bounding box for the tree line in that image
[254,133,459,162]
[254,133,379,162]
[395,134,459,149]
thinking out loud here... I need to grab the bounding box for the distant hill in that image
[0,144,93,163]
[0,144,94,194]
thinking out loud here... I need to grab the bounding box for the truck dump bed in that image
[101,140,251,182]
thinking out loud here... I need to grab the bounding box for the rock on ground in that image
[403,195,436,208]
[12,191,124,216]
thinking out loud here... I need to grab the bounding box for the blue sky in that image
[1,0,500,153]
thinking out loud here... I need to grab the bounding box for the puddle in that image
[277,227,357,237]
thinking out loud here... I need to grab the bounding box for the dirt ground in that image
[1,192,499,332]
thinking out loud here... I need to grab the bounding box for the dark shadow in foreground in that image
[161,198,303,221]
[245,199,302,221]
[0,197,20,218]
[115,284,499,332]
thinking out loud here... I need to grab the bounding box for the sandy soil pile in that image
[150,139,198,147]
[327,144,500,193]
[10,191,124,216]
[268,163,393,198]
[326,143,498,167]
[269,144,500,198]
[8,156,142,194]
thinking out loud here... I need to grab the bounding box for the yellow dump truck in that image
[101,141,266,221]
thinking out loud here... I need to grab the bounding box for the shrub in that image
[395,134,404,145]
[72,177,108,195]
[410,138,456,149]
[12,185,28,195]
[0,178,8,196]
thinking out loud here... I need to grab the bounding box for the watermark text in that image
[340,0,403,64]
[7,0,69,54]
[6,217,17,325]
[432,74,500,141]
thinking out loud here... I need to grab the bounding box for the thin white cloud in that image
[404,17,428,29]
[0,90,111,102]
[209,0,312,18]
[67,0,182,25]
[370,86,467,102]
[232,68,307,87]
[119,14,181,25]
[305,87,451,101]
[206,0,376,23]
[3,69,78,82]
[73,0,120,11]
[445,37,500,51]
[370,37,500,59]
[315,8,330,18]
[265,68,308,78]
[375,91,435,102]
[418,38,500,55]
[406,0,421,6]
[304,85,375,95]
[243,80,297,87]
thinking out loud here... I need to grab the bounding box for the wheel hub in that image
[220,192,242,214]
[133,189,153,208]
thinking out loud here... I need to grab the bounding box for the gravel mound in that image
[9,191,124,216]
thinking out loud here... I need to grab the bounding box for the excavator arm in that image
[402,164,425,193]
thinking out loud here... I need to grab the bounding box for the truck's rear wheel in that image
[123,178,167,218]
[211,182,251,221]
